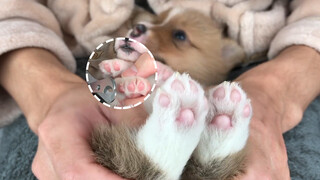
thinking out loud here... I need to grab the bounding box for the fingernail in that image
[130,65,138,73]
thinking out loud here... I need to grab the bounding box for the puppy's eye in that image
[173,30,187,41]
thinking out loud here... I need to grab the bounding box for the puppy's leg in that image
[138,73,209,179]
[92,73,208,180]
[183,82,252,180]
[92,125,165,180]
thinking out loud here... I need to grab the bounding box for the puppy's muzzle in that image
[131,24,147,37]
[119,40,135,54]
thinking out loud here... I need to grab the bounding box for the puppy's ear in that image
[221,39,245,68]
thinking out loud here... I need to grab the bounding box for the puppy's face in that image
[129,8,244,86]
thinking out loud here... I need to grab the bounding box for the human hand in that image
[234,83,290,180]
[121,52,156,78]
[232,45,320,179]
[118,54,175,106]
[32,82,148,179]
[0,48,149,179]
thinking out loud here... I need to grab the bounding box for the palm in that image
[32,84,146,179]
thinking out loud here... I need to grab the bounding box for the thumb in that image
[121,52,156,78]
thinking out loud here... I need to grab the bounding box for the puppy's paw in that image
[115,76,151,98]
[196,82,251,162]
[99,59,132,77]
[156,61,174,85]
[137,73,208,180]
[153,73,208,127]
[182,82,251,179]
[208,81,252,131]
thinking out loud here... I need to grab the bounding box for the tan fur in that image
[141,9,245,86]
[88,8,246,85]
[92,122,247,180]
[182,146,247,180]
[91,124,165,180]
[111,6,156,38]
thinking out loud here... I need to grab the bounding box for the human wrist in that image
[272,46,320,109]
[0,48,84,132]
[270,46,320,131]
[236,45,320,132]
[235,63,288,130]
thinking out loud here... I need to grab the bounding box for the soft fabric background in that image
[1,0,320,179]
[0,58,320,179]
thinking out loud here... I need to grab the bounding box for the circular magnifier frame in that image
[86,37,158,109]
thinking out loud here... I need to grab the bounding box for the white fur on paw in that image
[195,81,252,162]
[99,59,132,77]
[137,73,208,180]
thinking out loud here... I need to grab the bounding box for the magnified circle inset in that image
[86,37,157,109]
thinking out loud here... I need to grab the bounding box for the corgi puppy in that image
[128,8,246,86]
[91,7,252,180]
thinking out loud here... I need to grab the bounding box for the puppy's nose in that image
[131,24,147,37]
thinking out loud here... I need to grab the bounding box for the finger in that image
[135,53,156,77]
[38,115,124,180]
[99,59,133,77]
[116,76,151,98]
[64,163,127,180]
[122,96,146,106]
[32,141,59,180]
[101,104,148,126]
[121,52,156,78]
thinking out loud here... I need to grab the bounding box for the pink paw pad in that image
[112,61,120,71]
[104,63,111,73]
[126,79,147,93]
[127,82,135,92]
[231,89,241,102]
[118,84,125,93]
[176,108,195,126]
[211,114,232,130]
[171,79,185,92]
[159,94,170,107]
[243,104,251,118]
[213,87,225,100]
[119,77,151,98]
[137,81,145,91]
